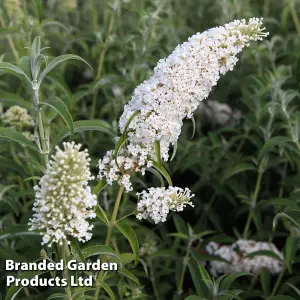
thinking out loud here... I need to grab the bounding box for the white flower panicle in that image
[98,148,152,192]
[136,186,194,223]
[206,239,283,276]
[29,142,97,247]
[98,18,268,189]
[139,236,158,257]
[119,18,268,162]
[1,105,34,131]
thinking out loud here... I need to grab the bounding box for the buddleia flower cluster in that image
[29,142,97,246]
[206,239,283,276]
[98,148,152,192]
[136,187,194,224]
[1,105,35,140]
[139,236,158,257]
[99,18,268,189]
[1,105,34,131]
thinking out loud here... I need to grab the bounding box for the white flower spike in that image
[29,142,97,247]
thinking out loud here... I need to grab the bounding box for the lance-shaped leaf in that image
[170,141,178,161]
[219,272,253,290]
[154,140,162,167]
[38,54,92,85]
[0,62,31,83]
[95,205,109,225]
[81,245,122,268]
[116,222,139,265]
[0,225,41,241]
[93,179,107,195]
[0,91,32,110]
[285,236,299,273]
[146,167,164,187]
[118,269,140,285]
[151,161,173,186]
[5,270,48,300]
[0,127,38,151]
[191,115,196,139]
[46,294,68,300]
[273,210,300,229]
[52,120,113,147]
[98,281,115,300]
[34,0,43,23]
[39,96,74,136]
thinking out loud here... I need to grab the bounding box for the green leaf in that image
[0,91,32,110]
[273,210,300,229]
[246,250,283,262]
[70,239,85,263]
[0,28,20,36]
[258,136,291,162]
[52,120,113,147]
[118,269,139,285]
[46,294,68,300]
[285,236,299,273]
[184,297,203,300]
[116,222,139,265]
[220,272,253,291]
[34,0,43,23]
[46,72,72,105]
[122,110,139,134]
[24,176,41,182]
[188,262,210,298]
[114,134,128,170]
[168,233,188,240]
[260,270,271,297]
[296,54,300,84]
[170,142,178,161]
[146,167,164,187]
[198,263,212,283]
[40,96,74,136]
[148,249,177,259]
[191,116,196,139]
[98,281,115,300]
[38,55,92,85]
[151,161,173,186]
[0,62,31,83]
[0,127,38,151]
[0,225,41,241]
[81,245,122,267]
[93,179,107,195]
[5,270,48,300]
[221,163,256,182]
[286,283,300,296]
[173,214,188,235]
[154,140,162,167]
[266,296,294,300]
[95,205,109,225]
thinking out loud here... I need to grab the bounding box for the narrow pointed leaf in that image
[40,96,74,136]
[0,62,31,83]
[116,222,139,265]
[39,55,92,84]
[220,272,253,290]
[0,127,38,151]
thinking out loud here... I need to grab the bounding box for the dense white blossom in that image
[206,239,283,276]
[119,18,268,162]
[1,105,34,131]
[99,18,268,189]
[29,142,97,246]
[98,148,152,192]
[136,186,194,223]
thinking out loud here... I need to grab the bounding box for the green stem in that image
[290,1,300,35]
[270,267,285,296]
[263,0,270,18]
[93,185,124,300]
[62,243,72,300]
[149,260,160,300]
[0,15,19,61]
[243,170,263,239]
[90,12,115,120]
[177,239,192,295]
[33,89,49,167]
